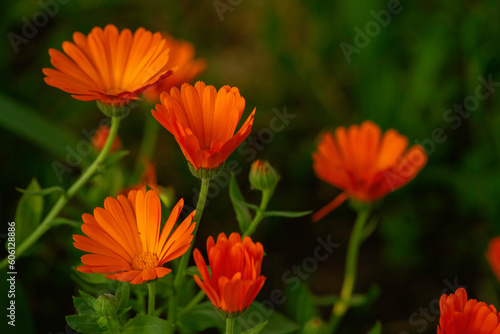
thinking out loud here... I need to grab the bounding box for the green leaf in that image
[14,178,44,245]
[312,294,339,306]
[229,174,253,232]
[101,150,129,168]
[367,321,381,334]
[178,301,224,332]
[50,218,81,228]
[350,285,381,307]
[185,265,211,277]
[16,186,65,196]
[262,210,312,218]
[72,296,95,315]
[0,93,80,159]
[286,282,319,326]
[73,268,109,285]
[116,281,130,308]
[78,290,97,309]
[122,315,175,334]
[66,315,105,333]
[237,303,299,334]
[241,320,269,334]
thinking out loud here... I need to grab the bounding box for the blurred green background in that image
[1,0,500,333]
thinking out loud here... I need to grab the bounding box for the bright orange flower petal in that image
[193,232,265,315]
[487,236,500,283]
[143,34,206,102]
[438,288,500,334]
[73,189,196,284]
[152,81,255,170]
[44,24,174,105]
[312,121,427,220]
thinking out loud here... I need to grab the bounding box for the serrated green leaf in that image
[66,315,105,333]
[229,174,253,232]
[50,218,81,228]
[241,320,269,334]
[16,186,65,196]
[122,315,175,334]
[72,296,95,315]
[262,210,312,218]
[178,301,224,332]
[367,321,381,334]
[14,178,44,245]
[286,282,319,326]
[116,281,130,308]
[237,303,299,334]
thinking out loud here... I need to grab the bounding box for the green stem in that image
[328,208,370,334]
[242,189,272,238]
[0,116,121,270]
[166,178,210,330]
[107,319,120,334]
[178,290,206,319]
[226,317,235,334]
[148,281,156,316]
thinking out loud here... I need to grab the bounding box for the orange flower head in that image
[438,288,500,334]
[43,24,174,106]
[152,81,255,171]
[92,125,122,152]
[487,236,500,283]
[73,189,196,284]
[193,233,266,316]
[312,121,427,221]
[143,34,206,102]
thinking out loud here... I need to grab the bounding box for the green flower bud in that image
[303,317,327,334]
[249,160,280,191]
[94,294,119,318]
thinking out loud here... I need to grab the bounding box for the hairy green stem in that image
[148,281,156,316]
[328,208,370,333]
[242,189,272,238]
[0,116,121,270]
[226,317,235,334]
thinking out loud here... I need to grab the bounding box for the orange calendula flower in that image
[487,237,500,283]
[92,125,122,152]
[438,288,500,334]
[143,34,206,102]
[312,121,427,221]
[73,189,196,284]
[43,24,173,106]
[193,233,265,316]
[152,81,255,171]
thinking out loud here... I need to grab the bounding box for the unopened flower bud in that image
[303,317,327,334]
[94,294,119,317]
[249,160,280,191]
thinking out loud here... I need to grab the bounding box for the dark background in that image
[1,0,500,333]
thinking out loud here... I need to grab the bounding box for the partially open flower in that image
[43,24,173,106]
[143,34,206,102]
[438,288,500,334]
[74,189,196,284]
[152,81,255,173]
[193,233,265,318]
[312,121,427,221]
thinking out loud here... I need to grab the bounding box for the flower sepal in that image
[249,160,280,194]
[97,101,131,119]
[188,162,225,180]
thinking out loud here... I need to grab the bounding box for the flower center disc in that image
[132,252,159,270]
